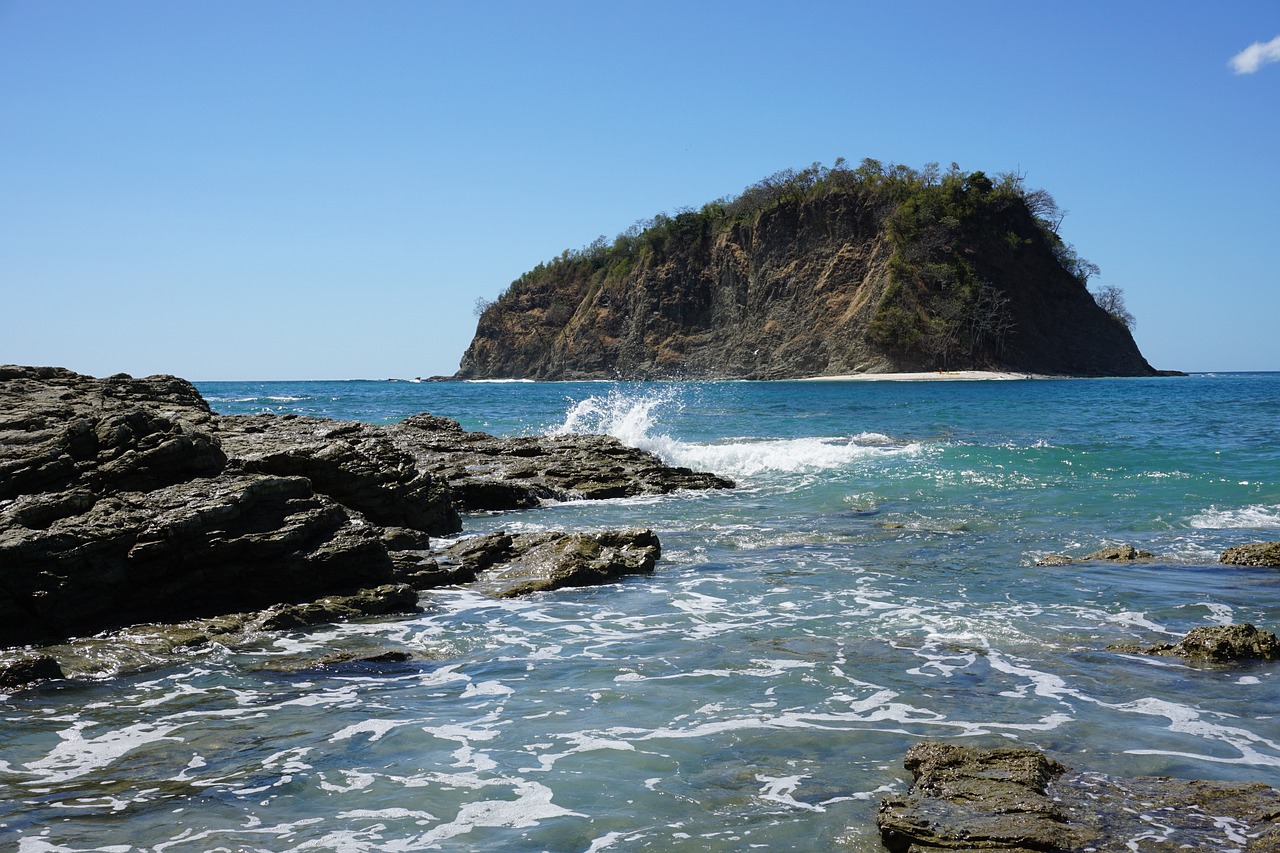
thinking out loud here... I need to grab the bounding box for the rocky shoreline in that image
[0,366,731,654]
[878,742,1280,851]
[5,366,1280,849]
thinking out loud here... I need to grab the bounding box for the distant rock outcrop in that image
[458,161,1158,380]
[0,366,729,647]
[1222,541,1280,567]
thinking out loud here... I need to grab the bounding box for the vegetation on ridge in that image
[470,158,1138,375]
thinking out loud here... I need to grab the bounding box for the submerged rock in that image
[441,529,662,597]
[1036,544,1154,566]
[1109,623,1280,663]
[1221,542,1280,568]
[1083,544,1154,561]
[877,741,1280,852]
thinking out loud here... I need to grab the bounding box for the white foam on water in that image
[406,780,584,847]
[1106,696,1280,766]
[546,386,918,479]
[757,774,824,812]
[1188,503,1280,529]
[18,719,185,787]
[330,718,418,743]
[527,732,638,772]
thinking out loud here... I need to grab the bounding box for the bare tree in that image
[1091,285,1135,330]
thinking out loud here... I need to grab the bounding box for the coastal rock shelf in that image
[877,742,1280,852]
[0,366,731,648]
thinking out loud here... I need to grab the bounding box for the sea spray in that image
[548,386,921,480]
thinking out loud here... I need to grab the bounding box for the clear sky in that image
[2,1,1277,379]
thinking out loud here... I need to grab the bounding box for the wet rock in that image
[254,583,420,631]
[442,529,662,597]
[256,649,417,674]
[217,414,460,535]
[878,742,1090,852]
[393,414,733,512]
[1109,623,1280,663]
[1221,542,1280,568]
[0,655,64,689]
[1037,545,1154,566]
[1083,544,1153,561]
[0,471,394,645]
[2,367,727,647]
[877,741,1280,852]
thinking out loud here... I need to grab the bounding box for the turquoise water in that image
[3,375,1279,851]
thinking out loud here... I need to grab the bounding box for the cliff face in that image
[457,170,1155,380]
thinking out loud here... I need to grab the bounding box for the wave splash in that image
[1189,503,1280,530]
[548,387,918,479]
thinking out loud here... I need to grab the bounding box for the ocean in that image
[3,374,1280,851]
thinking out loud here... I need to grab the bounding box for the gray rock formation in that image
[440,528,661,597]
[0,366,728,647]
[1222,542,1280,568]
[877,741,1280,852]
[1036,544,1155,566]
[392,413,731,510]
[1109,623,1280,663]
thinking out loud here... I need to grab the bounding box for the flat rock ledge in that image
[0,366,729,647]
[1108,623,1280,663]
[0,583,421,690]
[1036,544,1153,566]
[440,528,661,598]
[1222,542,1280,568]
[877,741,1280,852]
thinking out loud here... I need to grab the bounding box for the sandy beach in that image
[799,370,1042,381]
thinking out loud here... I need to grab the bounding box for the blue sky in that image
[2,1,1277,379]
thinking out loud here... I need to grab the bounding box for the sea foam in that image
[548,387,918,479]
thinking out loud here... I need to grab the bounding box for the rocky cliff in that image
[457,162,1157,380]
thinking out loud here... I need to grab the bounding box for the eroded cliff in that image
[457,162,1156,380]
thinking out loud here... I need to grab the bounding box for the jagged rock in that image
[254,583,420,631]
[1,367,727,647]
[217,414,460,534]
[1036,545,1153,566]
[1109,623,1280,663]
[1083,544,1153,561]
[392,414,733,510]
[0,655,64,689]
[1222,542,1280,568]
[256,649,417,673]
[442,529,662,597]
[877,742,1280,852]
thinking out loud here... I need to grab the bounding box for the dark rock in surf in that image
[441,529,662,597]
[0,366,726,647]
[1036,544,1154,566]
[1084,544,1153,561]
[877,741,1280,852]
[391,414,732,511]
[1221,542,1280,568]
[255,583,421,631]
[0,655,64,690]
[1109,623,1280,663]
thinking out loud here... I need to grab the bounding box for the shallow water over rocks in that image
[3,374,1279,850]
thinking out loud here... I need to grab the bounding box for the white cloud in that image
[1229,35,1280,74]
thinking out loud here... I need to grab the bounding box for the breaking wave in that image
[1188,503,1280,530]
[547,387,919,480]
